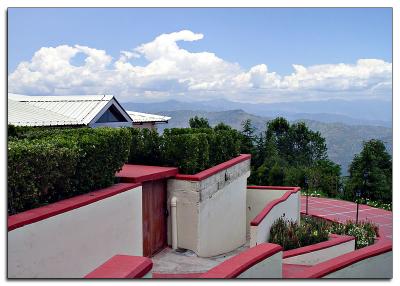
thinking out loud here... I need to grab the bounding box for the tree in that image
[214,122,232,131]
[240,119,256,154]
[345,139,392,203]
[251,117,336,189]
[189,116,211,129]
[306,159,341,197]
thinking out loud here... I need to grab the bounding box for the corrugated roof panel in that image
[8,99,80,126]
[8,93,136,127]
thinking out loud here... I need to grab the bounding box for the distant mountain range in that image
[122,100,392,175]
[123,98,392,127]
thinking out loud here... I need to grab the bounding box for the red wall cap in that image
[8,183,141,231]
[174,154,251,181]
[296,239,392,278]
[283,234,355,259]
[250,186,301,226]
[200,243,282,278]
[84,255,153,279]
[116,165,178,183]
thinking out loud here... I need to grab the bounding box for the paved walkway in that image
[301,196,392,240]
[153,196,392,278]
[152,240,250,277]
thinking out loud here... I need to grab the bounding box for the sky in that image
[7,8,392,103]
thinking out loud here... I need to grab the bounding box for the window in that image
[96,105,128,123]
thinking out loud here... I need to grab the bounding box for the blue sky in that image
[7,8,392,103]
[8,8,392,74]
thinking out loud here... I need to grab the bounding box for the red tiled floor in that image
[301,196,392,240]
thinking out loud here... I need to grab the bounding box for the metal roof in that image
[8,99,81,127]
[127,111,171,123]
[8,94,113,125]
[8,93,171,127]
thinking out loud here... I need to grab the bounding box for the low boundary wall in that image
[200,243,283,278]
[283,234,355,265]
[84,255,153,279]
[8,183,143,278]
[248,186,301,247]
[297,239,392,278]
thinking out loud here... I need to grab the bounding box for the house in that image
[7,93,170,129]
[127,111,171,130]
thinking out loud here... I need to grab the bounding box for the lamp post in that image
[355,189,361,224]
[305,177,309,215]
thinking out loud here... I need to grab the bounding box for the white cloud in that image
[8,30,392,103]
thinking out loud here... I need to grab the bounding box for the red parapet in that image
[295,239,392,278]
[8,183,141,231]
[283,234,355,259]
[250,186,301,226]
[84,255,153,279]
[174,154,251,181]
[200,243,282,278]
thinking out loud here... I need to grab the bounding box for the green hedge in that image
[8,127,132,215]
[128,127,241,175]
[8,138,79,214]
[8,124,242,214]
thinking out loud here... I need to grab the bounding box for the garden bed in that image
[269,215,379,250]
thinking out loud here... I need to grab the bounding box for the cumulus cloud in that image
[8,30,392,103]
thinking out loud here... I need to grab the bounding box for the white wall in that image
[323,251,392,278]
[246,188,288,234]
[237,251,282,278]
[167,159,251,257]
[283,239,355,265]
[250,191,300,247]
[197,173,249,257]
[8,186,143,278]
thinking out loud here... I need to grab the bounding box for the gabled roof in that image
[8,94,117,126]
[127,111,171,123]
[8,99,81,127]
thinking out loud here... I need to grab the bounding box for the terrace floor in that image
[152,196,392,278]
[300,196,392,240]
[152,240,250,278]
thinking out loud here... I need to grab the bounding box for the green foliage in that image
[8,138,79,215]
[163,132,210,174]
[240,119,256,155]
[344,139,392,203]
[306,159,342,197]
[248,117,340,196]
[269,216,330,251]
[125,124,241,175]
[189,116,211,129]
[128,128,163,165]
[270,215,379,250]
[209,129,241,167]
[329,219,379,249]
[8,127,132,215]
[364,199,392,211]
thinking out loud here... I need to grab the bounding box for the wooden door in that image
[142,179,167,257]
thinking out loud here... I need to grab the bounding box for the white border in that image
[1,1,397,286]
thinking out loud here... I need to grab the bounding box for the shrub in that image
[269,216,330,250]
[8,138,79,214]
[209,130,241,167]
[329,219,379,249]
[8,127,132,215]
[162,132,210,174]
[128,128,163,166]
